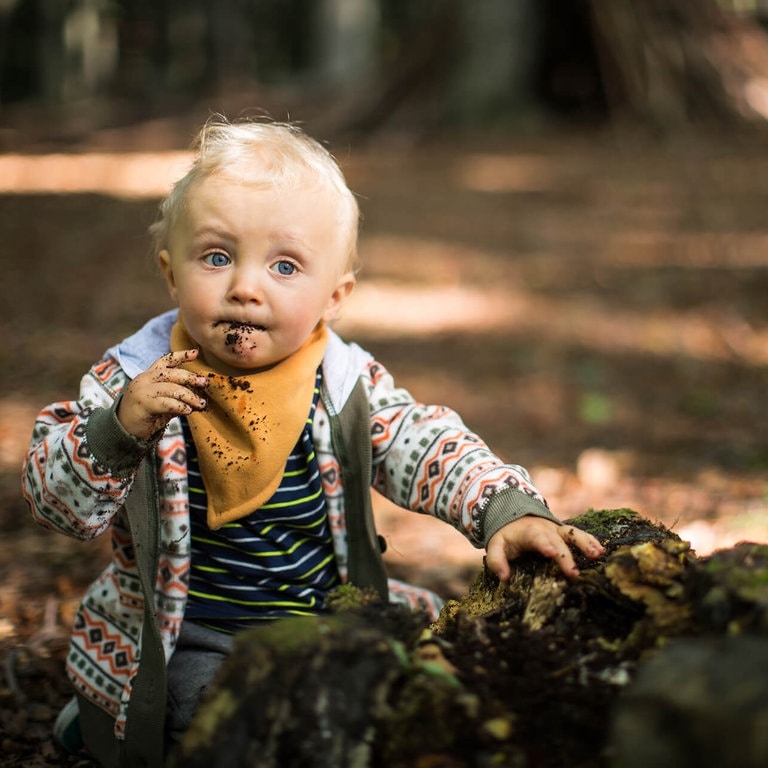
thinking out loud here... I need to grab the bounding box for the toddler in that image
[23,116,603,767]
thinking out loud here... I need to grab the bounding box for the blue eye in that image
[273,260,297,276]
[204,251,231,268]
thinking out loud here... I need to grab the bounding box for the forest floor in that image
[2,111,768,765]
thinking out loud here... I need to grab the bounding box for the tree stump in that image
[172,510,768,767]
[611,634,768,768]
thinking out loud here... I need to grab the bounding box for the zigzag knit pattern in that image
[366,361,545,546]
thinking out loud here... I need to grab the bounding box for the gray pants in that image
[165,620,234,744]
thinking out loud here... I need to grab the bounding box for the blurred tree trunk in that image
[446,0,541,124]
[328,0,543,137]
[36,0,117,103]
[205,0,256,90]
[0,0,20,105]
[312,0,379,88]
[36,0,66,103]
[588,0,768,132]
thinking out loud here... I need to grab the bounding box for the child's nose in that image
[227,266,263,304]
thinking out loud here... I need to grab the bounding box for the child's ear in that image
[158,249,178,301]
[323,272,355,322]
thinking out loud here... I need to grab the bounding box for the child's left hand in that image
[486,516,605,581]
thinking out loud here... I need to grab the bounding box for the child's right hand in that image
[116,349,209,440]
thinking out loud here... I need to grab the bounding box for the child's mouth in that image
[214,321,267,348]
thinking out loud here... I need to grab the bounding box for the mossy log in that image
[171,510,768,768]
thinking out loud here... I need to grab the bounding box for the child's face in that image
[158,172,355,374]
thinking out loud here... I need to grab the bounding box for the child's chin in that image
[203,351,265,376]
[229,354,279,374]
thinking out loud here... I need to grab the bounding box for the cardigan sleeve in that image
[362,359,558,548]
[22,357,147,541]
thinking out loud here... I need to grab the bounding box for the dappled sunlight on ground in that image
[338,268,768,365]
[0,151,192,197]
[0,399,37,473]
[455,153,561,193]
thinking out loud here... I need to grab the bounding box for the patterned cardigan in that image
[22,309,554,748]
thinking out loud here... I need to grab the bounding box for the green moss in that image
[179,689,237,752]
[704,544,768,603]
[411,660,463,687]
[568,508,643,537]
[235,615,331,657]
[378,673,478,761]
[568,508,675,549]
[325,583,382,613]
[430,567,513,634]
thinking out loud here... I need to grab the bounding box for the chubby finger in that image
[552,543,580,578]
[154,382,207,412]
[485,537,513,582]
[147,350,209,394]
[154,348,200,369]
[527,528,581,578]
[153,368,210,393]
[558,525,605,559]
[487,529,580,580]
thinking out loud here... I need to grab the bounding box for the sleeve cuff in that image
[482,487,561,547]
[85,395,152,477]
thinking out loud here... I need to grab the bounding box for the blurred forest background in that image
[4,1,768,763]
[6,0,768,141]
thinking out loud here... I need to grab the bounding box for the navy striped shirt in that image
[182,371,340,633]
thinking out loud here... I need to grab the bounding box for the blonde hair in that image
[150,116,360,270]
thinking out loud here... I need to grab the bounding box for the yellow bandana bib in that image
[170,320,328,529]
